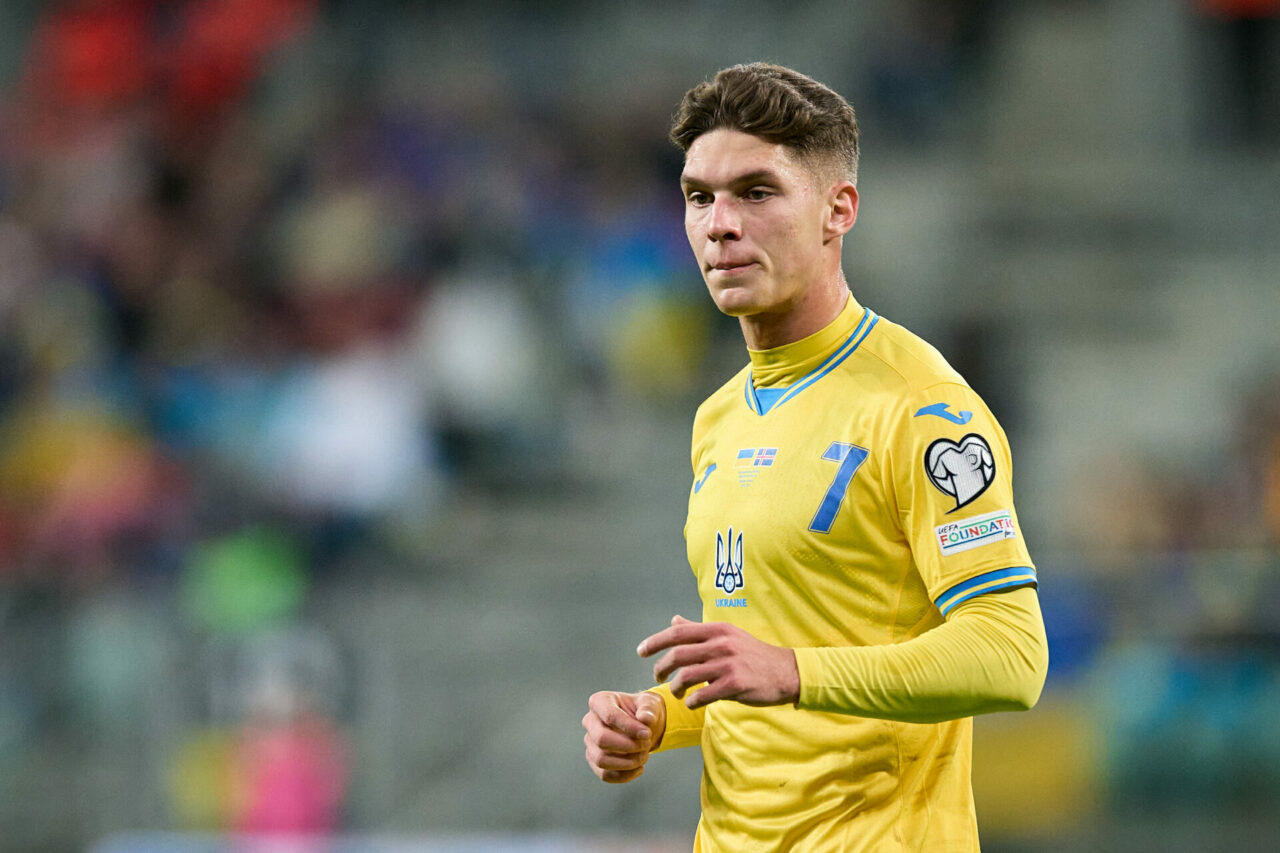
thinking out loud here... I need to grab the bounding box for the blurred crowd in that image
[0,0,709,839]
[0,0,713,593]
[1067,369,1280,813]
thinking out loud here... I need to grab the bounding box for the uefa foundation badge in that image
[935,510,1017,556]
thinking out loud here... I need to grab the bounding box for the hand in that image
[637,615,799,709]
[582,690,666,783]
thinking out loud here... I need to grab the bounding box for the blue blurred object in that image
[1037,566,1107,682]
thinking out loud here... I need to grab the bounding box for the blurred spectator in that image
[865,0,995,142]
[1236,371,1280,548]
[1193,0,1280,148]
[180,526,306,634]
[413,265,556,472]
[13,0,153,147]
[0,391,186,580]
[231,629,348,841]
[161,0,316,131]
[167,624,349,840]
[234,693,347,840]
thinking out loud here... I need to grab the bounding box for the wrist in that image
[785,648,801,705]
[638,689,668,750]
[649,697,667,750]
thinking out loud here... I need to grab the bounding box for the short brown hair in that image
[670,63,860,183]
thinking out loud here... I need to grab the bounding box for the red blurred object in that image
[163,0,317,124]
[18,0,155,138]
[14,0,317,148]
[1196,0,1280,18]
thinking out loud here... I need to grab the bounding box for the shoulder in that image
[857,317,1019,489]
[854,313,1011,457]
[858,313,967,396]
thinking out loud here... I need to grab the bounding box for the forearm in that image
[645,682,706,752]
[794,586,1048,723]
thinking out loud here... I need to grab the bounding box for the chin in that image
[709,286,786,319]
[710,294,761,318]
[707,282,762,316]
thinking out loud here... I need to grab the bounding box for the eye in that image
[686,190,712,207]
[744,188,773,202]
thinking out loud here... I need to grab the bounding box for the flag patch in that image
[735,447,777,485]
[736,447,777,467]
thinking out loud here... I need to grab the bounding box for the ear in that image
[823,182,859,241]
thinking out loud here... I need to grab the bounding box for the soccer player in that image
[582,63,1049,852]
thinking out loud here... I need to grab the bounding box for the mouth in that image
[708,261,757,274]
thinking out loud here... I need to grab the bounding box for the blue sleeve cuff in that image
[935,566,1037,618]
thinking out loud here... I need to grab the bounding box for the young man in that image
[582,63,1049,852]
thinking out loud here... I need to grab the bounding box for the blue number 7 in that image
[809,442,870,533]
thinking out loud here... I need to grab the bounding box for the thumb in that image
[634,691,663,725]
[671,614,694,626]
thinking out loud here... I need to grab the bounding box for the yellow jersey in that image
[670,294,1036,852]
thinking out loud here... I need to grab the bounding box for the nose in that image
[707,197,741,242]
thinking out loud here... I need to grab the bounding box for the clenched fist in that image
[582,690,666,783]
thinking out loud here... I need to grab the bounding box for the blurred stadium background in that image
[0,0,1277,851]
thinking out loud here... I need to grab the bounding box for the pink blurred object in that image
[235,711,348,836]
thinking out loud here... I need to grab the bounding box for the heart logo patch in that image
[925,434,995,512]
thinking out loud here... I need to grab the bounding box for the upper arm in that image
[947,585,1050,708]
[887,382,1038,617]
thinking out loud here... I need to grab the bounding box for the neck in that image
[739,273,851,350]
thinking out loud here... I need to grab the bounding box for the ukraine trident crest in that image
[714,527,744,594]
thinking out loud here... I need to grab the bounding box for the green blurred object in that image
[181,526,307,633]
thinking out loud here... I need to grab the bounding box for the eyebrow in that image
[680,169,782,191]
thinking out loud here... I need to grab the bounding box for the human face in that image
[681,129,834,321]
